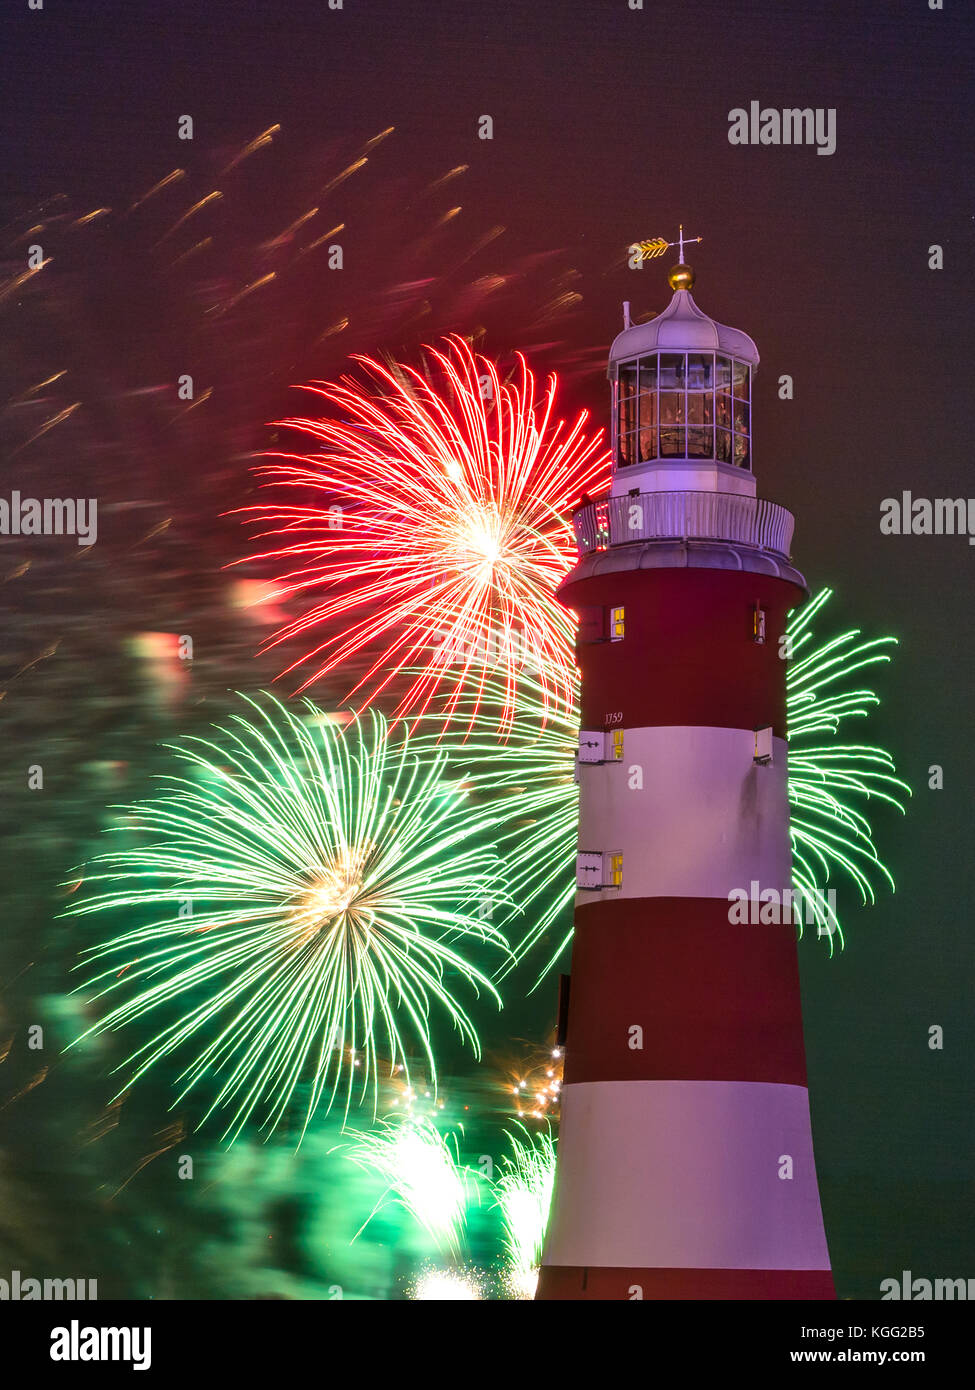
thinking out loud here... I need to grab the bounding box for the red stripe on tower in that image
[536,250,834,1301]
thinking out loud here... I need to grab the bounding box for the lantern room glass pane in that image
[638,357,657,393]
[618,365,637,439]
[715,355,732,389]
[734,432,750,467]
[687,427,713,456]
[716,391,733,429]
[733,361,749,399]
[619,431,635,466]
[716,428,733,463]
[734,400,749,435]
[660,426,684,457]
[659,392,683,425]
[686,353,714,390]
[638,390,656,460]
[686,392,713,426]
[658,354,685,390]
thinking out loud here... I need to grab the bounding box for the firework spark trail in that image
[785,587,911,950]
[428,589,909,978]
[408,1266,485,1300]
[412,666,579,980]
[342,1111,474,1257]
[66,694,510,1143]
[240,336,610,732]
[1,125,598,543]
[494,1124,557,1299]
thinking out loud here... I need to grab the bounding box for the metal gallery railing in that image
[570,490,795,559]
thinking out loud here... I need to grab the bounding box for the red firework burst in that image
[241,336,609,730]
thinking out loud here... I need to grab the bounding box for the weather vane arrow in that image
[635,224,702,263]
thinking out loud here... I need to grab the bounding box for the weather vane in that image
[635,224,702,263]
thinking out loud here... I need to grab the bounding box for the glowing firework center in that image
[537,255,834,1300]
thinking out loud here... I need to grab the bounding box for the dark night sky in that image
[2,0,974,1296]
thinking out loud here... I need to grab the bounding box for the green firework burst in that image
[785,586,911,951]
[494,1124,557,1298]
[343,1112,474,1257]
[67,694,509,1142]
[414,668,578,981]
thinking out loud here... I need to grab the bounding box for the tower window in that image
[607,853,623,887]
[611,728,624,760]
[752,605,767,644]
[610,605,625,640]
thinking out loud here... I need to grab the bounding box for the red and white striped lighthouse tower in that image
[536,242,834,1300]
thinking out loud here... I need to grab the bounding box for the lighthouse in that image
[536,241,834,1300]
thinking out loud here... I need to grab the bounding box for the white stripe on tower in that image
[576,726,791,903]
[544,1081,831,1271]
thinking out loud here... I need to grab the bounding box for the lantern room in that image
[607,262,760,497]
[616,350,751,467]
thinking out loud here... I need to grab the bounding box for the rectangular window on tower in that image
[607,852,623,888]
[611,728,624,761]
[752,605,767,644]
[610,606,625,641]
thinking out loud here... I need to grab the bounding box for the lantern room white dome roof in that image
[608,287,760,370]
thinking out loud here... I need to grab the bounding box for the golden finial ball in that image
[668,262,695,291]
